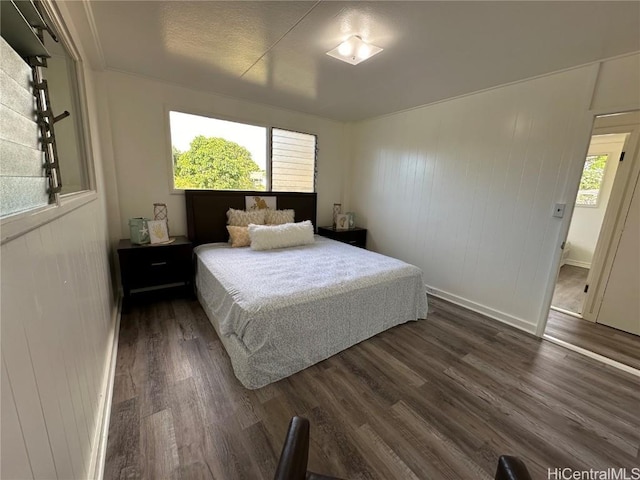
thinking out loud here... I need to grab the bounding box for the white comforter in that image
[194,236,428,388]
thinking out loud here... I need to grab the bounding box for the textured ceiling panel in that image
[86,1,640,121]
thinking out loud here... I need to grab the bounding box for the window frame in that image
[166,107,317,195]
[42,0,95,197]
[0,0,97,244]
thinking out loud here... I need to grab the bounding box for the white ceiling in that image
[82,1,640,121]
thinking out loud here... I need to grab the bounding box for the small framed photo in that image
[246,195,276,211]
[148,219,170,244]
[336,214,349,230]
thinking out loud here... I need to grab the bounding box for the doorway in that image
[545,110,640,369]
[550,132,626,316]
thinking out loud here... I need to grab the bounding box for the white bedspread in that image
[194,236,428,388]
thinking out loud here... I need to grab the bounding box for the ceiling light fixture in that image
[326,35,382,65]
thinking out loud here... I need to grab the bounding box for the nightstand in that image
[117,235,193,299]
[317,226,367,248]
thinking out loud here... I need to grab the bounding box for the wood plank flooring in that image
[546,309,640,370]
[105,295,640,480]
[551,265,589,313]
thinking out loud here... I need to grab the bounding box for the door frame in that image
[536,106,640,336]
[582,120,640,322]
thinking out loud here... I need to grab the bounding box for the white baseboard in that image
[564,259,591,269]
[88,296,122,480]
[426,285,538,335]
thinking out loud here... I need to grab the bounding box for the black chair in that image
[274,416,532,480]
[495,455,533,480]
[274,416,343,480]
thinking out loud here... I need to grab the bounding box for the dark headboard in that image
[185,190,318,246]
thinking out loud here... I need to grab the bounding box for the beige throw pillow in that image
[226,226,251,247]
[226,208,266,227]
[265,209,295,225]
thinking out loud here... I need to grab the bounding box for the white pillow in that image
[265,209,295,225]
[227,208,266,227]
[249,220,315,251]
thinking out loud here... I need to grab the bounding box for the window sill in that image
[1,190,98,245]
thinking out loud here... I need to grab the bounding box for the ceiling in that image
[81,1,640,122]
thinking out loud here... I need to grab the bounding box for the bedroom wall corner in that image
[341,121,356,213]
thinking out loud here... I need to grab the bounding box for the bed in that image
[185,190,428,389]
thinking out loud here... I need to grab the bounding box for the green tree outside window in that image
[174,136,265,190]
[576,154,608,206]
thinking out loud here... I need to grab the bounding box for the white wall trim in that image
[564,259,591,269]
[88,296,122,480]
[0,191,97,245]
[426,285,538,335]
[543,335,640,378]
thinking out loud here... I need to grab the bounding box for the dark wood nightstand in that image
[317,226,367,248]
[117,236,193,299]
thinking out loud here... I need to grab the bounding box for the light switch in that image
[553,203,566,218]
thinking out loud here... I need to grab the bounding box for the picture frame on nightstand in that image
[148,219,170,244]
[336,214,349,230]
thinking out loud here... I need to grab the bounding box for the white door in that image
[596,175,640,335]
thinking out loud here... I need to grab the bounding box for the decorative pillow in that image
[265,209,295,225]
[249,220,314,251]
[226,208,266,227]
[226,226,251,248]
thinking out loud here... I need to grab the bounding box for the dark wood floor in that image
[551,265,589,313]
[105,295,640,480]
[546,309,640,370]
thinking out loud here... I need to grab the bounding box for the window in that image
[42,31,88,195]
[0,0,89,219]
[169,111,316,193]
[576,154,609,207]
[271,128,316,193]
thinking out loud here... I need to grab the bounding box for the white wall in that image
[565,134,625,268]
[0,7,117,480]
[349,53,640,333]
[101,71,350,241]
[591,53,640,112]
[1,199,114,480]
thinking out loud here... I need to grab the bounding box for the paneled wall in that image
[100,71,350,243]
[1,4,116,478]
[349,66,597,332]
[1,199,114,480]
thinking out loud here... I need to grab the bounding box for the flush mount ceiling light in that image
[326,35,383,65]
